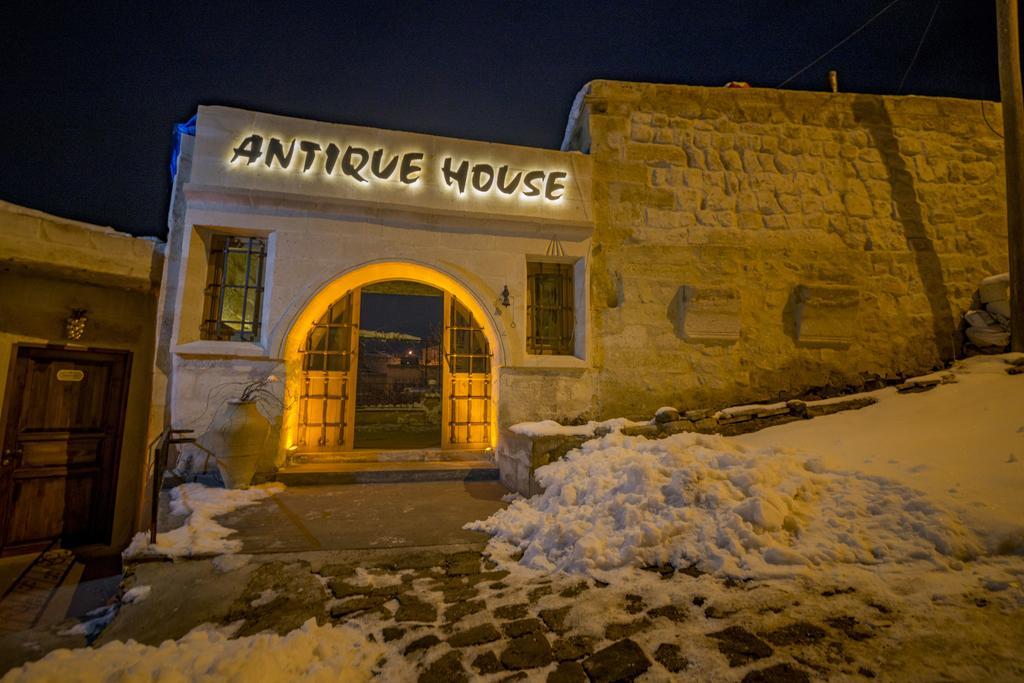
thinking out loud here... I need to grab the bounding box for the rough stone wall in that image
[573,80,1009,418]
[0,199,162,289]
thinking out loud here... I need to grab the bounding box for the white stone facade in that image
[156,106,594,471]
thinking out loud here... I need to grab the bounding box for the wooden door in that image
[0,346,131,554]
[297,289,361,451]
[441,294,492,448]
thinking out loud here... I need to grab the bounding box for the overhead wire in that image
[898,0,941,93]
[777,0,904,88]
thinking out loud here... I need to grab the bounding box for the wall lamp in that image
[495,285,516,328]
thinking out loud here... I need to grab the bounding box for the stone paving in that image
[190,547,908,682]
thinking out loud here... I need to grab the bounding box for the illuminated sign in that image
[229,134,568,201]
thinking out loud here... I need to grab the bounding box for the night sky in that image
[360,293,443,340]
[0,1,1010,238]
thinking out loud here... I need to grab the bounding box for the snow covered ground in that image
[474,354,1023,578]
[737,354,1024,555]
[123,482,285,559]
[509,417,648,438]
[3,619,386,683]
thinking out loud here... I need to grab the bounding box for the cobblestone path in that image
[216,548,909,682]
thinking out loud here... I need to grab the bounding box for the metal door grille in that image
[298,293,355,448]
[446,297,491,445]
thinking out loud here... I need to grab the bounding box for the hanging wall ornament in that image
[65,309,88,340]
[545,236,566,257]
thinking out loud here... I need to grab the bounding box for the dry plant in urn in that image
[204,375,278,489]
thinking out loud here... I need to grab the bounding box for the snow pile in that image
[509,416,648,438]
[471,431,984,578]
[124,482,284,560]
[716,401,787,417]
[5,619,385,683]
[121,585,151,604]
[351,567,404,588]
[212,553,253,573]
[250,589,278,608]
[964,272,1010,351]
[59,587,152,641]
[58,605,118,639]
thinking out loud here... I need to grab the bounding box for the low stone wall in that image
[496,395,877,496]
[497,430,590,496]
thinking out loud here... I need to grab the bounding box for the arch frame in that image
[278,259,505,456]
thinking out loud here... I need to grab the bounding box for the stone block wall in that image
[497,429,589,496]
[569,80,1009,418]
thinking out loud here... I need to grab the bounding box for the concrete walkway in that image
[92,479,511,660]
[218,480,508,553]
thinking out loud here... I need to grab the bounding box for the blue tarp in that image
[170,114,197,181]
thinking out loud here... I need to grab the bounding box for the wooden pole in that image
[996,0,1024,351]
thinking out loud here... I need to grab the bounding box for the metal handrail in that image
[146,428,222,544]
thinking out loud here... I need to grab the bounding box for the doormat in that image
[0,545,76,634]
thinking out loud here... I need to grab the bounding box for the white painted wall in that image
[158,106,595,469]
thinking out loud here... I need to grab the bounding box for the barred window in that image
[201,234,267,342]
[527,261,575,355]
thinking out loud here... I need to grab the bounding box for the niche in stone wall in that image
[792,284,860,347]
[671,285,741,343]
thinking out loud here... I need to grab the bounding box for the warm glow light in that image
[228,133,568,203]
[278,261,503,457]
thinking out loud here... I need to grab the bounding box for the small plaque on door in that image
[56,369,85,382]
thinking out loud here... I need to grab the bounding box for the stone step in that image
[275,460,499,486]
[287,448,491,465]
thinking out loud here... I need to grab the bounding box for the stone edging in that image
[496,395,879,497]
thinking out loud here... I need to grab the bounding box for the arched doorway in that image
[281,262,500,458]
